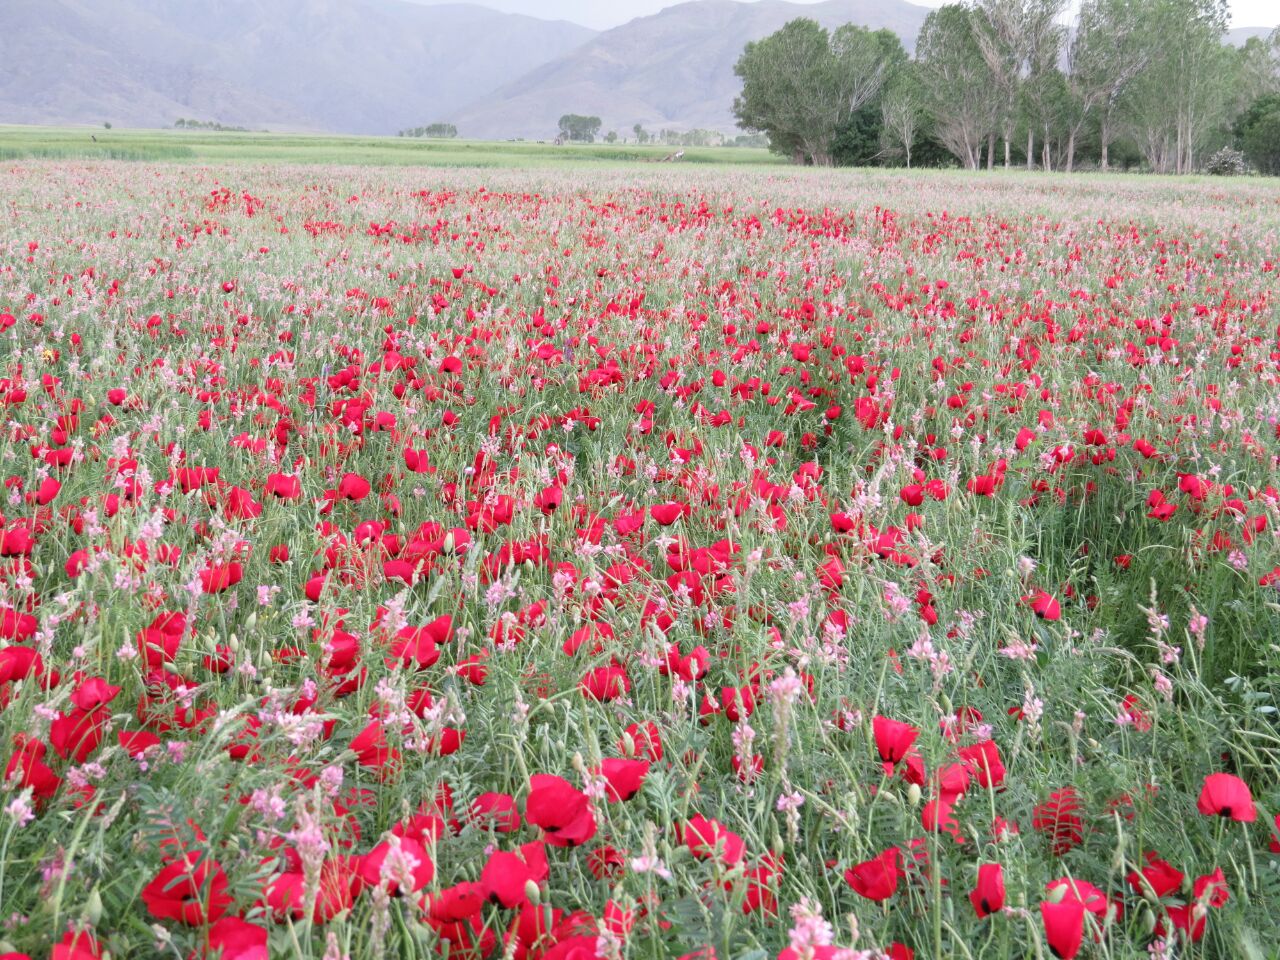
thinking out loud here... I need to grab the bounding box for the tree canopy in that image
[558,114,602,143]
[733,20,905,166]
[734,3,1280,174]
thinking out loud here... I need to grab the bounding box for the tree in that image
[398,123,458,138]
[1122,0,1231,173]
[558,114,602,143]
[1066,0,1152,170]
[733,19,899,165]
[915,5,1001,169]
[633,124,650,144]
[970,0,1018,168]
[1018,2,1068,171]
[1235,93,1280,174]
[605,130,618,143]
[880,66,926,167]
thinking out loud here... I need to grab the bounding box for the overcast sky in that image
[412,0,1279,31]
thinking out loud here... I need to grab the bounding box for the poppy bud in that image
[84,887,103,925]
[245,612,257,633]
[907,783,922,807]
[1046,882,1067,904]
[524,880,540,906]
[1136,903,1156,936]
[442,532,455,553]
[228,633,240,652]
[772,832,784,855]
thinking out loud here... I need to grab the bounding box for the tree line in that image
[397,123,458,139]
[733,0,1280,174]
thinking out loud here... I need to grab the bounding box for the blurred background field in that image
[0,125,785,167]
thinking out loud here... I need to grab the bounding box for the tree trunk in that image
[1027,129,1034,170]
[987,131,996,170]
[1066,129,1076,173]
[1004,137,1011,169]
[1100,118,1110,171]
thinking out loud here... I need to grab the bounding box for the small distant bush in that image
[1205,146,1246,176]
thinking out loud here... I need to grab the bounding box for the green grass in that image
[0,125,785,168]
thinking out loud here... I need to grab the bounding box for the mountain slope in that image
[0,0,596,133]
[450,0,933,140]
[1227,26,1274,46]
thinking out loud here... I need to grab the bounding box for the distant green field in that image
[0,125,785,167]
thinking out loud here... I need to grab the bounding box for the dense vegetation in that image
[735,0,1280,173]
[0,157,1276,960]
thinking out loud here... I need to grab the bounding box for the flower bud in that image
[1136,903,1157,936]
[84,887,103,925]
[906,783,922,807]
[524,880,541,906]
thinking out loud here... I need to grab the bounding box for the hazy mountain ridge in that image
[2,0,1270,139]
[451,0,934,140]
[0,0,596,133]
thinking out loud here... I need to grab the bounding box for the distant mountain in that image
[1227,26,1274,46]
[450,0,933,141]
[0,0,596,133]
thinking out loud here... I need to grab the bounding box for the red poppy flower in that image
[1023,589,1060,621]
[1040,898,1085,959]
[199,561,243,594]
[193,917,269,960]
[265,473,302,499]
[1032,787,1084,855]
[1194,867,1230,907]
[596,758,649,802]
[579,664,630,701]
[1196,772,1255,822]
[957,739,1005,789]
[336,472,371,501]
[1126,852,1183,899]
[620,721,663,762]
[525,774,596,847]
[970,862,1005,917]
[872,715,919,772]
[51,931,102,960]
[682,814,745,866]
[650,502,685,526]
[358,836,434,895]
[480,841,548,908]
[140,852,233,925]
[844,847,902,901]
[387,616,452,669]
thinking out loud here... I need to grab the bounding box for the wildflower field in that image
[0,160,1278,960]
